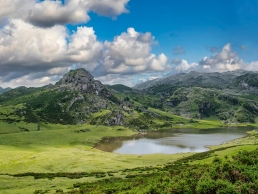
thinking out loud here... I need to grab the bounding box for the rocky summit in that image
[55,68,111,98]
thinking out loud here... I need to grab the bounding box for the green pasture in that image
[0,121,192,193]
[0,118,257,193]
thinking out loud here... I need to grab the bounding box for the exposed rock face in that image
[66,95,84,111]
[105,111,125,126]
[46,68,121,124]
[55,68,112,97]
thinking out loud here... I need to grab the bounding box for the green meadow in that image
[0,121,193,193]
[0,104,257,193]
[0,119,257,193]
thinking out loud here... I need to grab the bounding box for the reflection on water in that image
[95,127,255,155]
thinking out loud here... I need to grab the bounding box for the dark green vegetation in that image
[160,87,258,123]
[132,70,258,124]
[31,146,258,194]
[234,73,258,88]
[105,84,133,93]
[0,87,11,94]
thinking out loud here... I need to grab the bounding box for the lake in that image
[95,127,255,155]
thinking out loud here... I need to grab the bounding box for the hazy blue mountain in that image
[0,87,12,94]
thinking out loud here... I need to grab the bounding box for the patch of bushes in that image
[235,108,255,123]
[19,127,29,132]
[72,129,90,133]
[13,172,107,180]
[66,148,258,194]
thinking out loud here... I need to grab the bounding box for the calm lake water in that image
[95,127,255,155]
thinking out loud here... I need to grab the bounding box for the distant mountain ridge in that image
[131,69,258,123]
[0,87,12,94]
[133,69,256,90]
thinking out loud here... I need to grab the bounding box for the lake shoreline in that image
[95,126,255,155]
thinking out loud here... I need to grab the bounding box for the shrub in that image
[196,173,216,194]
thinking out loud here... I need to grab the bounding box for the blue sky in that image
[0,0,258,87]
[85,0,258,62]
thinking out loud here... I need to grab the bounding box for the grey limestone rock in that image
[66,95,84,112]
[105,111,125,126]
[55,68,114,98]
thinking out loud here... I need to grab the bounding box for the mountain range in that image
[0,68,258,129]
[134,69,258,91]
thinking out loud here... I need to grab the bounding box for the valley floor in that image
[0,122,257,193]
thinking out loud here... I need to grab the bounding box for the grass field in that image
[0,121,193,193]
[0,120,257,193]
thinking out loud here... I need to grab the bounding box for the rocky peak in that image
[59,68,94,84]
[55,68,106,94]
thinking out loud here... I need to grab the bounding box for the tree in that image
[37,119,40,131]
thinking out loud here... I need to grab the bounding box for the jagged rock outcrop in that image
[55,68,112,97]
[105,111,125,126]
[66,95,84,111]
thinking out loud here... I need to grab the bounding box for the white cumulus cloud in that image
[102,28,170,75]
[199,43,242,72]
[0,19,103,83]
[175,60,198,71]
[0,0,129,27]
[0,20,170,87]
[174,43,251,73]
